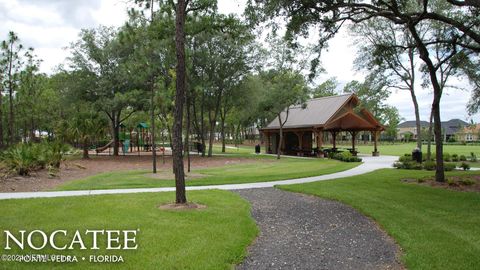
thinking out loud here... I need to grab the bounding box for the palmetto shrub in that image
[2,143,39,176]
[1,141,70,176]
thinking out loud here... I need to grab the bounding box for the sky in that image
[0,0,478,123]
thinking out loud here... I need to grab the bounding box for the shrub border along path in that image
[0,155,398,200]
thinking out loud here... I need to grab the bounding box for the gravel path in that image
[235,188,402,270]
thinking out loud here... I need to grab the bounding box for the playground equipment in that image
[94,122,154,155]
[95,140,114,153]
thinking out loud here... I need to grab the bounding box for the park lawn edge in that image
[54,158,360,191]
[0,189,258,270]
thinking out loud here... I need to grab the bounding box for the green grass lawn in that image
[278,169,480,270]
[0,190,257,270]
[327,142,480,157]
[56,158,359,191]
[211,144,255,156]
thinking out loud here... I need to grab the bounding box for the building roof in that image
[262,94,383,132]
[460,124,480,133]
[442,119,468,135]
[398,119,467,135]
[397,120,430,128]
[263,94,353,129]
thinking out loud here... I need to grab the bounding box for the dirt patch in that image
[158,202,207,210]
[0,154,262,193]
[402,174,480,192]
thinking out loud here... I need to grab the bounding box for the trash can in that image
[412,148,422,163]
[196,142,204,154]
[255,144,261,154]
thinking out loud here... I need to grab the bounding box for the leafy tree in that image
[383,107,403,140]
[1,31,24,145]
[343,74,392,123]
[259,69,309,159]
[16,48,44,141]
[247,0,480,182]
[352,19,423,150]
[68,26,148,156]
[312,77,338,98]
[462,57,480,115]
[67,108,108,159]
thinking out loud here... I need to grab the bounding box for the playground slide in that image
[95,140,114,153]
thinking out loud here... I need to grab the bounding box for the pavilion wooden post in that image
[331,131,337,150]
[316,129,324,158]
[265,132,271,154]
[372,130,380,156]
[295,131,304,156]
[350,131,357,156]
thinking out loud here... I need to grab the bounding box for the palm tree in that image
[68,111,107,159]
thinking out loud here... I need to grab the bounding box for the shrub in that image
[459,155,467,161]
[1,144,38,175]
[402,161,415,169]
[331,152,362,162]
[447,178,457,186]
[1,142,69,176]
[399,155,413,163]
[393,162,403,169]
[423,161,436,171]
[459,177,475,186]
[394,161,422,170]
[452,154,459,162]
[417,177,427,183]
[470,152,478,162]
[460,162,470,171]
[443,153,451,162]
[444,163,456,171]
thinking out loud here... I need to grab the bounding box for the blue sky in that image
[0,0,477,123]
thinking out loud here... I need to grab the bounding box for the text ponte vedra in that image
[2,230,138,251]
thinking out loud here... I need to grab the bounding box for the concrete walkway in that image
[0,155,398,200]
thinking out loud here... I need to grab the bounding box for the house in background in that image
[456,124,480,142]
[397,120,429,141]
[397,119,467,142]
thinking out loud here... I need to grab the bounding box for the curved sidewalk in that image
[0,155,398,200]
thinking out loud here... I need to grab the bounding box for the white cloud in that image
[0,0,477,122]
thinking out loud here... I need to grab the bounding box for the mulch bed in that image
[402,175,480,192]
[0,155,261,193]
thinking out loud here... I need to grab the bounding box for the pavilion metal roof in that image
[263,94,354,130]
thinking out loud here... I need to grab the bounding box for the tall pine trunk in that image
[151,82,157,173]
[207,119,216,157]
[200,92,206,157]
[207,89,223,157]
[112,120,120,156]
[173,0,187,204]
[7,43,14,145]
[220,108,227,153]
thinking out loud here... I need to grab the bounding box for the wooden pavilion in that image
[260,94,384,157]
